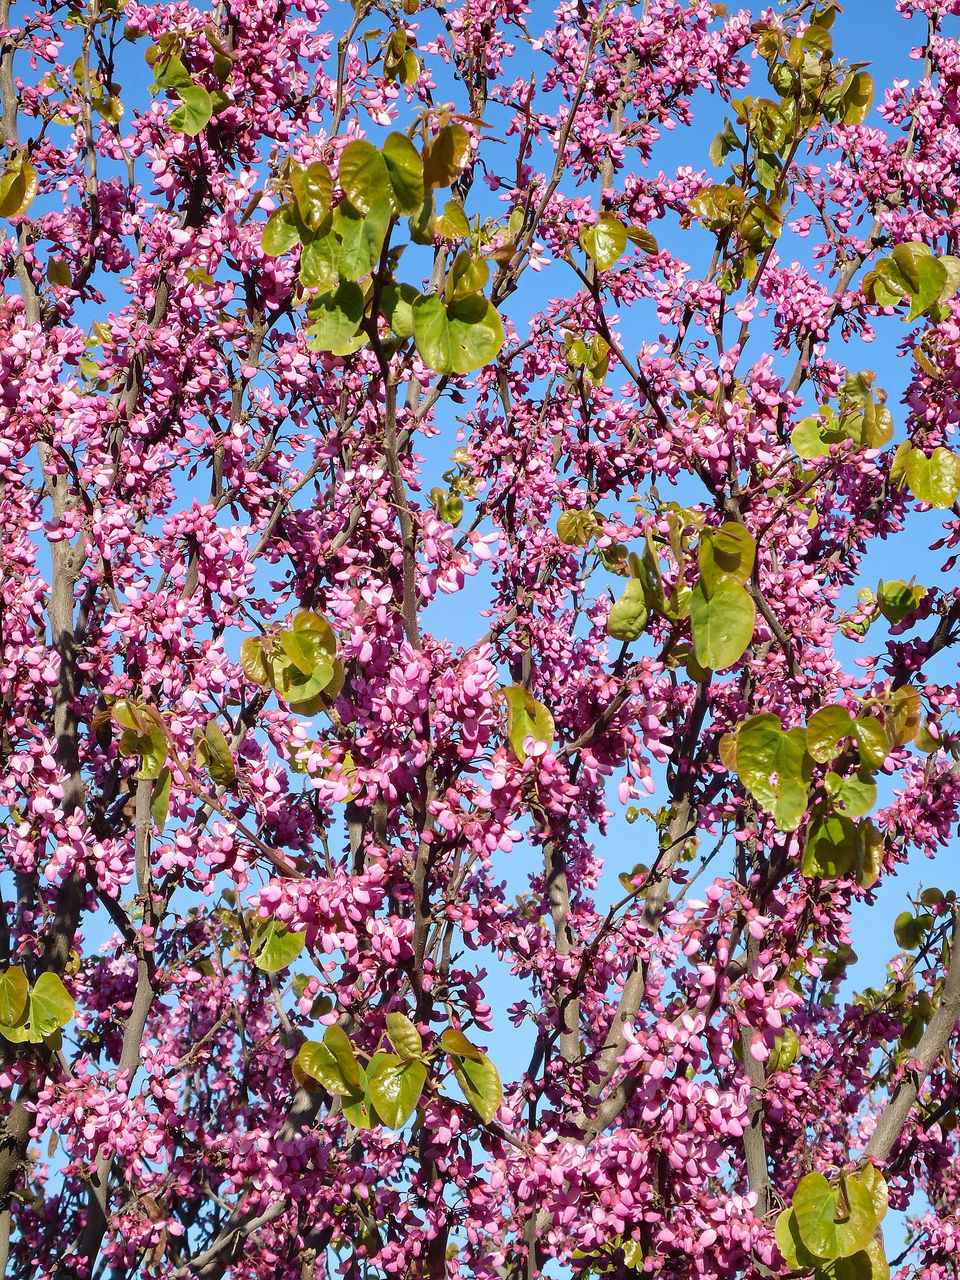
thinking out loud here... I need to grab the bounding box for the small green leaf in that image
[801,813,861,880]
[894,911,933,950]
[836,770,877,819]
[118,714,168,781]
[857,820,884,889]
[735,714,810,831]
[382,281,418,339]
[262,204,303,257]
[580,216,627,272]
[452,1051,501,1123]
[792,1172,879,1260]
[557,509,599,547]
[412,292,504,375]
[842,70,874,125]
[266,651,331,708]
[769,1027,800,1072]
[638,534,668,616]
[877,579,925,625]
[367,1052,426,1128]
[338,139,392,214]
[423,123,471,188]
[606,579,648,642]
[47,258,72,288]
[299,225,341,291]
[435,200,470,239]
[382,132,425,213]
[385,1011,423,1060]
[698,523,755,593]
[154,54,193,90]
[0,967,28,1026]
[325,1025,362,1088]
[624,224,658,254]
[906,254,947,322]
[280,629,328,677]
[806,704,854,763]
[689,578,755,670]
[332,198,391,282]
[446,251,489,301]
[168,83,213,136]
[305,281,366,356]
[151,766,171,829]
[440,1027,484,1060]
[500,685,554,761]
[293,610,338,647]
[23,973,75,1042]
[854,716,890,769]
[430,488,464,525]
[293,1039,347,1093]
[199,721,236,786]
[240,637,269,684]
[776,1208,827,1272]
[341,1068,375,1129]
[905,446,960,508]
[251,918,306,972]
[289,162,332,231]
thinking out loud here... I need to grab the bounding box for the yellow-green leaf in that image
[289,162,332,231]
[0,967,28,1026]
[412,292,503,375]
[382,132,425,214]
[200,721,236,787]
[500,685,554,761]
[452,1050,501,1124]
[251,918,306,972]
[440,1027,484,1060]
[169,84,213,136]
[606,578,648,642]
[367,1052,426,1128]
[262,204,303,257]
[905,445,960,508]
[698,523,755,592]
[385,1011,422,1060]
[689,578,755,670]
[806,704,854,763]
[580,216,627,272]
[792,1172,883,1260]
[423,124,471,188]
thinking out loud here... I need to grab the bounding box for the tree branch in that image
[864,907,960,1165]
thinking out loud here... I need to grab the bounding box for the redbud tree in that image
[3,0,960,1275]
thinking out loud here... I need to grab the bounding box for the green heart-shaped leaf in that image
[289,162,332,230]
[262,204,304,257]
[607,578,648,641]
[169,84,213,136]
[251,918,306,972]
[385,1011,423,1060]
[452,1051,501,1124]
[367,1052,426,1128]
[698,523,756,592]
[689,577,755,670]
[0,967,28,1026]
[382,132,424,213]
[500,685,553,761]
[412,292,504,375]
[580,216,627,272]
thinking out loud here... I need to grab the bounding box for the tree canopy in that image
[2,0,960,1277]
